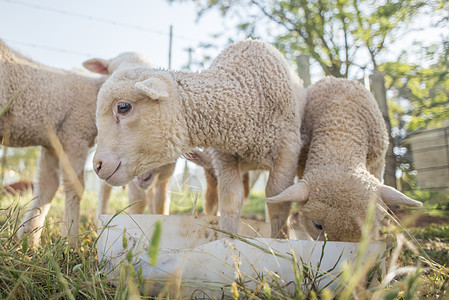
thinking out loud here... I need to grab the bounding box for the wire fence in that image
[400,125,449,190]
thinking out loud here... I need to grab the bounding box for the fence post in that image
[296,55,311,87]
[372,70,397,188]
[168,25,173,70]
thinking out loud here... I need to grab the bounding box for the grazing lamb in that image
[98,162,176,215]
[93,39,306,237]
[0,39,149,246]
[267,76,422,242]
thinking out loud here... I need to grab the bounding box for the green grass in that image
[411,224,449,240]
[0,193,114,299]
[1,188,448,299]
[405,188,449,217]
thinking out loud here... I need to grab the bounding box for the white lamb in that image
[93,39,306,237]
[0,39,149,246]
[268,76,422,241]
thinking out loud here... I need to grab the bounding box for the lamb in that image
[267,76,422,242]
[98,162,176,215]
[0,39,149,246]
[93,39,306,237]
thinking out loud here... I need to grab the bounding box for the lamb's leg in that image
[266,134,302,238]
[242,172,250,200]
[147,187,156,213]
[204,169,219,216]
[205,171,246,216]
[60,145,88,246]
[128,180,147,214]
[17,147,60,247]
[214,151,244,235]
[152,180,171,215]
[97,181,112,215]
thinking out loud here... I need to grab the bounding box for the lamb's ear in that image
[266,180,309,203]
[379,185,423,207]
[135,77,170,101]
[82,58,109,74]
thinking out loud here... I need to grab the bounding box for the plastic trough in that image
[97,214,385,298]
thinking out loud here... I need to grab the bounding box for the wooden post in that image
[372,70,397,188]
[296,55,311,87]
[183,159,189,193]
[186,47,193,71]
[168,25,173,70]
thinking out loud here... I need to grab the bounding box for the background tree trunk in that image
[372,70,397,188]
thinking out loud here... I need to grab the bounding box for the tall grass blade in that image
[0,90,20,118]
[48,253,75,300]
[147,219,162,267]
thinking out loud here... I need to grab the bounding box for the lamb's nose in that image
[94,161,102,175]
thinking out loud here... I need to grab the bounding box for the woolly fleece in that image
[0,39,148,246]
[93,39,306,237]
[268,76,422,241]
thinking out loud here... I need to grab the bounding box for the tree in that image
[383,41,449,133]
[378,41,448,191]
[171,0,427,78]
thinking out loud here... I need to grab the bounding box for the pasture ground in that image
[0,188,448,299]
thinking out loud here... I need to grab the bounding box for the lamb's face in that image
[93,67,188,186]
[299,182,378,242]
[267,168,386,241]
[300,200,366,242]
[299,172,382,242]
[269,166,422,241]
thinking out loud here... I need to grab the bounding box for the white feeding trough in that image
[97,214,385,298]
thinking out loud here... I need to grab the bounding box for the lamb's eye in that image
[117,102,132,114]
[313,221,323,231]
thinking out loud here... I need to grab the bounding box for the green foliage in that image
[405,188,449,214]
[410,224,449,240]
[383,41,449,133]
[171,0,430,78]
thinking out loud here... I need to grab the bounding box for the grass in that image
[0,188,448,299]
